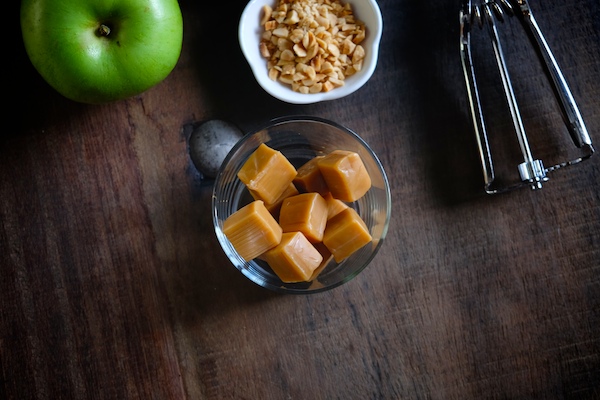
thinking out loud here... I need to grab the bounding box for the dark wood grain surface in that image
[3,0,600,398]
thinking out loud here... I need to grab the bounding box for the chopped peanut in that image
[259,0,367,94]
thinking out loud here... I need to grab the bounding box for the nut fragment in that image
[260,42,271,58]
[293,43,307,57]
[280,49,295,61]
[259,0,367,94]
[260,5,273,26]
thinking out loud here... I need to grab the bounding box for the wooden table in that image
[3,0,599,398]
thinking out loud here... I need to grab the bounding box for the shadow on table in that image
[386,0,491,206]
[171,164,284,328]
[182,0,296,128]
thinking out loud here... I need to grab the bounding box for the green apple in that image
[20,0,183,104]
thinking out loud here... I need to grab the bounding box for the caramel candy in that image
[293,156,329,196]
[251,182,299,220]
[279,192,328,243]
[317,150,371,202]
[323,207,372,262]
[237,143,297,204]
[323,192,349,220]
[222,200,282,261]
[308,241,333,281]
[263,232,323,283]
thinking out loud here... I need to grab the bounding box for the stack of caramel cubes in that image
[223,143,372,283]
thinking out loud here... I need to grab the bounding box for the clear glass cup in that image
[212,116,391,294]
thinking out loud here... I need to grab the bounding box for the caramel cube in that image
[323,208,372,262]
[237,143,297,204]
[222,200,282,261]
[279,192,328,243]
[317,150,371,202]
[324,192,349,220]
[263,232,323,282]
[293,156,329,196]
[308,242,333,281]
[251,182,299,220]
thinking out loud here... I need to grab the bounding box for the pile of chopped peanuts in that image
[259,0,367,94]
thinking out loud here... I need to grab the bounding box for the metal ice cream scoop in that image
[188,119,244,179]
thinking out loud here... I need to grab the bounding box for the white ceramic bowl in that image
[238,0,383,104]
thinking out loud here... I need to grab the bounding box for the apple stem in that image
[98,24,111,37]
